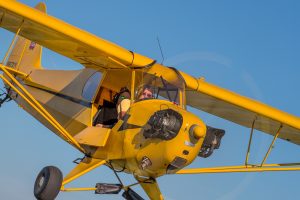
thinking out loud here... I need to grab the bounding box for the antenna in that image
[156,37,165,64]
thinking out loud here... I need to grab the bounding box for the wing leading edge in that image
[0,0,154,70]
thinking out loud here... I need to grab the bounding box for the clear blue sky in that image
[0,0,300,200]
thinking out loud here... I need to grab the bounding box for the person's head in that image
[113,87,130,105]
[136,85,153,100]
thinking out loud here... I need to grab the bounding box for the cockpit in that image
[88,65,187,127]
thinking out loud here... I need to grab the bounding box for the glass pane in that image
[82,72,102,101]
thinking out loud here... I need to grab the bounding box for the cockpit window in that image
[135,70,185,108]
[82,72,102,102]
[155,76,180,102]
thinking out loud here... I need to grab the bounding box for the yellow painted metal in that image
[245,119,256,166]
[192,125,206,139]
[91,104,96,126]
[2,0,300,144]
[2,66,81,145]
[253,163,300,167]
[88,124,124,161]
[260,125,282,166]
[121,99,206,178]
[0,0,154,69]
[0,65,85,153]
[130,69,135,103]
[1,20,23,64]
[176,164,300,174]
[179,85,186,110]
[4,3,45,74]
[0,65,28,78]
[1,3,300,198]
[178,163,300,171]
[74,127,111,147]
[62,158,106,186]
[140,182,164,200]
[15,38,28,71]
[194,78,300,130]
[0,74,83,151]
[108,56,130,69]
[135,177,164,200]
[61,187,96,192]
[0,75,69,137]
[177,167,300,174]
[181,73,300,145]
[16,69,94,135]
[5,31,43,74]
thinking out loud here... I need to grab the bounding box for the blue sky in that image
[0,0,300,199]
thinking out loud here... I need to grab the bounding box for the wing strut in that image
[245,119,256,166]
[260,125,283,166]
[1,20,23,64]
[176,163,300,174]
[61,158,106,192]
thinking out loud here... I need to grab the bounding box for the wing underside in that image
[184,78,300,145]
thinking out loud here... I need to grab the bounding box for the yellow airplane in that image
[0,1,299,200]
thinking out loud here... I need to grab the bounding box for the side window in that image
[82,72,102,102]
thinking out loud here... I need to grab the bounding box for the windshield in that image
[134,68,186,108]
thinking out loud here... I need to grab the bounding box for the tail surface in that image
[5,2,46,74]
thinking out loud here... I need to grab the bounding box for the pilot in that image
[136,85,154,100]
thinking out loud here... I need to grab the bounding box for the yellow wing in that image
[181,72,300,145]
[0,0,154,70]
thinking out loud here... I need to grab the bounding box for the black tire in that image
[34,166,63,200]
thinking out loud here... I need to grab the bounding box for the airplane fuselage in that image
[107,99,206,178]
[7,68,206,179]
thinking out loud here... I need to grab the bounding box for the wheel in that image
[34,166,63,200]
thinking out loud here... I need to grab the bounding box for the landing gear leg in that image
[34,166,63,200]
